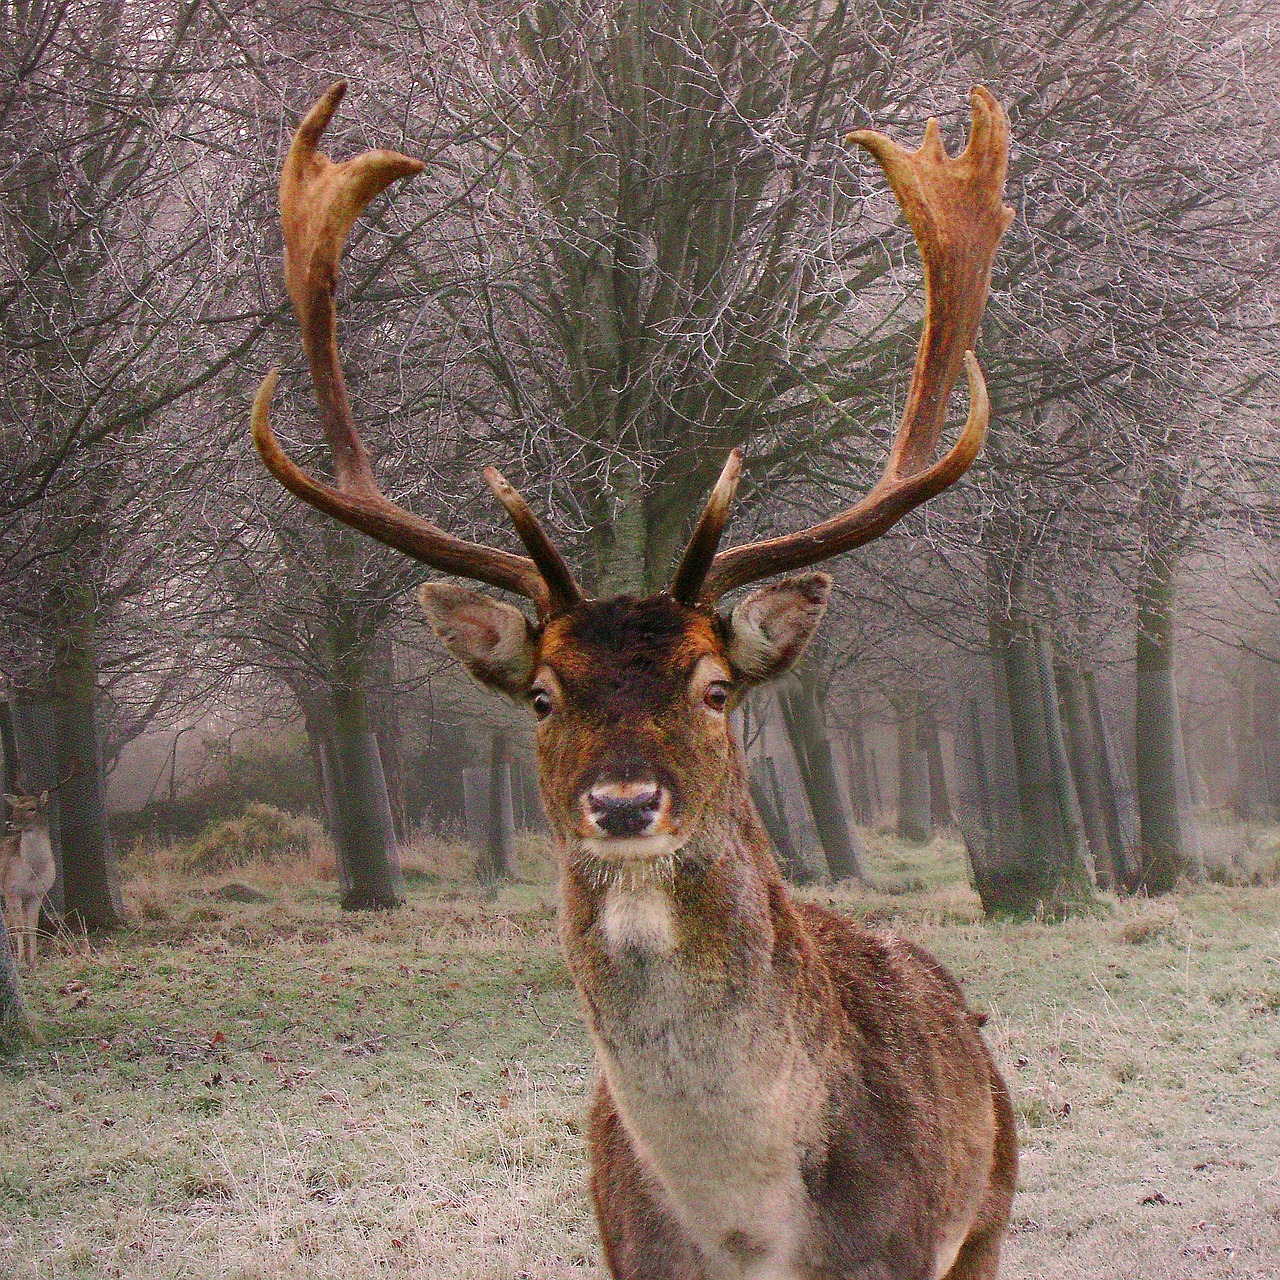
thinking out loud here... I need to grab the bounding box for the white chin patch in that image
[601,882,677,956]
[580,833,684,862]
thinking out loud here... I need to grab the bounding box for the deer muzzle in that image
[578,779,683,860]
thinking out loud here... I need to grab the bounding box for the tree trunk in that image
[0,702,26,1032]
[748,757,815,884]
[1037,637,1094,884]
[12,666,124,930]
[298,693,336,833]
[1055,664,1117,889]
[511,755,546,831]
[866,743,884,821]
[481,729,518,882]
[316,734,342,853]
[1260,661,1280,817]
[9,702,66,915]
[843,691,875,825]
[920,706,953,831]
[998,616,1064,898]
[368,635,408,840]
[894,691,932,845]
[1233,652,1280,822]
[952,652,1026,909]
[778,677,867,883]
[55,692,126,928]
[593,457,648,596]
[1083,671,1141,892]
[0,910,30,1052]
[327,665,405,910]
[1134,547,1203,893]
[0,701,17,793]
[983,573,1094,918]
[51,588,125,927]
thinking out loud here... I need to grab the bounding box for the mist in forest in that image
[3,4,1280,1279]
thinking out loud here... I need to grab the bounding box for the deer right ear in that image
[726,573,831,685]
[419,583,537,699]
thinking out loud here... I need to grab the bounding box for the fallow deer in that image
[2,768,73,965]
[253,82,1016,1280]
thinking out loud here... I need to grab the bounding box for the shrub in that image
[112,730,322,848]
[183,804,320,874]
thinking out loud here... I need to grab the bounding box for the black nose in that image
[587,784,662,838]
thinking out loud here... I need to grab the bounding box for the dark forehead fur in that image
[540,595,724,697]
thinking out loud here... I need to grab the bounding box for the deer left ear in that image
[726,573,831,685]
[419,583,537,699]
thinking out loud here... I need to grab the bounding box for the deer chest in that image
[581,892,826,1278]
[3,829,54,897]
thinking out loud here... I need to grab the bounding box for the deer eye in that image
[703,681,731,712]
[530,688,554,720]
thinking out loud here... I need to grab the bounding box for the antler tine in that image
[695,87,1013,603]
[282,81,424,496]
[253,82,579,618]
[5,757,78,801]
[484,468,584,612]
[47,757,80,794]
[669,449,743,605]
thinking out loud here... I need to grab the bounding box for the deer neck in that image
[17,820,53,866]
[557,759,802,1057]
[556,760,829,1273]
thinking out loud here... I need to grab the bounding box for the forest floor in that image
[2,830,1279,1279]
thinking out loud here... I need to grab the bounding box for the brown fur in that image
[424,586,1017,1279]
[570,820,1015,1279]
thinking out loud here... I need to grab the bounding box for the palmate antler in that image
[253,84,1011,615]
[251,82,583,619]
[673,86,1014,604]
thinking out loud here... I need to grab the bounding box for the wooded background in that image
[3,0,1279,937]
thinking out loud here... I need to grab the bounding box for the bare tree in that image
[916,0,1280,912]
[0,0,271,924]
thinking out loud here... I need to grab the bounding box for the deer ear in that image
[419,583,537,699]
[726,573,831,685]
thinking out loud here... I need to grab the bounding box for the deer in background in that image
[2,766,74,965]
[253,82,1016,1279]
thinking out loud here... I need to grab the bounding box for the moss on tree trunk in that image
[1134,547,1203,894]
[980,567,1094,919]
[326,629,405,911]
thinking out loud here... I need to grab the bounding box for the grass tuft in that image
[183,804,324,874]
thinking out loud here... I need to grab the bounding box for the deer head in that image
[253,82,1013,864]
[5,760,77,833]
[4,792,50,833]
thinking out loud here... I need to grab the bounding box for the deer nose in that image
[586,782,663,838]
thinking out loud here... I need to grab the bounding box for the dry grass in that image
[2,830,1278,1279]
[181,805,324,876]
[1198,817,1280,886]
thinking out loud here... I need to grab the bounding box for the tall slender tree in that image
[0,0,271,924]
